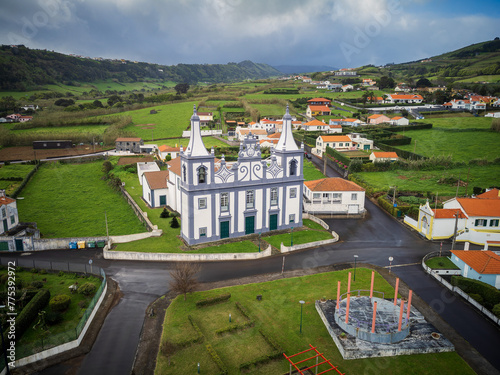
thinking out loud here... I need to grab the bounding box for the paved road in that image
[5,153,499,374]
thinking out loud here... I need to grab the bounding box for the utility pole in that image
[392,186,397,207]
[451,210,460,250]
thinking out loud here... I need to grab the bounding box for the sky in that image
[1,0,499,69]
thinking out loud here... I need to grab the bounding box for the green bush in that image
[78,282,97,296]
[170,216,180,228]
[205,343,228,375]
[30,268,38,274]
[160,208,170,218]
[9,288,50,339]
[493,303,500,318]
[58,271,65,277]
[196,293,231,307]
[49,294,71,312]
[451,276,500,309]
[215,321,254,335]
[30,281,44,289]
[45,310,63,325]
[469,293,484,305]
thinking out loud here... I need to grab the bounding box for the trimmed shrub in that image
[170,216,180,228]
[205,343,228,375]
[451,276,500,309]
[79,282,97,296]
[30,281,44,289]
[493,303,500,318]
[9,289,50,339]
[216,321,254,335]
[196,293,231,307]
[49,294,71,312]
[160,208,170,218]
[469,293,484,305]
[45,310,63,326]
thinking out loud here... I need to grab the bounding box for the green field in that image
[454,74,500,83]
[397,117,498,162]
[17,161,146,237]
[303,159,326,181]
[145,136,228,149]
[157,268,474,375]
[111,101,198,139]
[0,163,36,195]
[8,124,110,135]
[355,164,500,196]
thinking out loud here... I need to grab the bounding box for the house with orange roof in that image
[450,250,500,288]
[142,170,169,208]
[306,105,331,117]
[406,189,500,245]
[389,116,409,126]
[307,98,332,106]
[314,135,353,156]
[341,84,354,92]
[367,114,391,124]
[367,96,384,104]
[158,145,181,161]
[302,119,332,132]
[0,190,19,236]
[369,151,398,163]
[385,94,423,104]
[329,118,364,127]
[236,128,268,141]
[303,178,366,215]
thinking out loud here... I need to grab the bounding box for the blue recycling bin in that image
[69,241,77,249]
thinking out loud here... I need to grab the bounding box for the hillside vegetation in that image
[0,45,280,90]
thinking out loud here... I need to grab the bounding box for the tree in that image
[174,83,190,95]
[416,78,432,88]
[169,262,201,300]
[378,76,395,89]
[170,216,179,228]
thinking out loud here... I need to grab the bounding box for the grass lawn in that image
[303,159,325,181]
[17,161,146,237]
[145,136,228,149]
[248,103,286,116]
[0,268,103,359]
[264,229,332,249]
[9,124,110,135]
[0,163,36,194]
[355,164,500,196]
[156,268,474,375]
[425,257,460,270]
[302,219,325,230]
[111,100,198,139]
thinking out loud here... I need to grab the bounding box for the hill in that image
[0,45,281,90]
[273,65,337,74]
[381,39,500,83]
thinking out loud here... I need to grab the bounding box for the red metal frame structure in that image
[283,344,345,375]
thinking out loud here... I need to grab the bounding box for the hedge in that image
[205,343,228,375]
[451,276,500,309]
[49,294,71,312]
[196,293,231,308]
[11,162,40,199]
[238,329,282,371]
[377,195,398,217]
[9,288,50,339]
[215,320,254,335]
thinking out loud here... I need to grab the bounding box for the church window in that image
[270,188,278,206]
[246,190,254,209]
[221,193,229,212]
[289,160,297,176]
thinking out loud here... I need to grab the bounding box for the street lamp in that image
[353,255,358,281]
[299,300,305,334]
[388,256,393,273]
[291,227,294,247]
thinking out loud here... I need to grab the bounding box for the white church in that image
[143,105,304,246]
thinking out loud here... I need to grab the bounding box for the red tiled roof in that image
[389,94,423,100]
[372,152,398,158]
[307,97,332,102]
[432,209,467,219]
[477,189,500,199]
[319,135,352,142]
[305,178,364,192]
[451,250,500,274]
[167,157,181,176]
[158,145,180,152]
[143,170,169,190]
[0,195,15,206]
[267,133,281,139]
[308,105,331,112]
[304,119,326,126]
[457,197,500,217]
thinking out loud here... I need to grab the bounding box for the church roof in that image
[143,170,169,190]
[275,105,299,151]
[185,105,209,157]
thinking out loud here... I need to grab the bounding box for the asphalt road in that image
[5,153,499,374]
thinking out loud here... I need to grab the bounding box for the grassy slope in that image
[17,161,145,237]
[157,268,474,375]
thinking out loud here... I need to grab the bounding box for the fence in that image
[119,186,156,232]
[421,251,500,327]
[0,257,107,371]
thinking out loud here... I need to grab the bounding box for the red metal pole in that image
[370,271,375,299]
[394,278,399,305]
[345,293,351,324]
[336,281,341,310]
[406,290,413,321]
[371,301,377,333]
[398,300,405,332]
[347,272,351,295]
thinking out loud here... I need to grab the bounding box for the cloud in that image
[0,0,499,68]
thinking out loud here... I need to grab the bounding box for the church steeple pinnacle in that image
[276,104,299,151]
[185,104,209,157]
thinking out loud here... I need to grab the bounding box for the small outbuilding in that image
[115,137,144,153]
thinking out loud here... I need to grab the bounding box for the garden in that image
[0,267,104,361]
[156,268,475,375]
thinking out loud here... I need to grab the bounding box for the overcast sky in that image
[1,0,499,69]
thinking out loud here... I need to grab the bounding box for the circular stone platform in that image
[334,296,410,344]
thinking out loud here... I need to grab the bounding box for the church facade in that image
[177,105,304,245]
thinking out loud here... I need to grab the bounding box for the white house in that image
[158,145,181,160]
[407,189,500,245]
[314,135,353,156]
[0,190,18,235]
[390,116,410,126]
[369,152,399,163]
[385,94,423,104]
[303,178,365,215]
[329,118,363,126]
[302,119,332,132]
[137,161,160,185]
[349,133,373,151]
[179,105,303,245]
[367,114,391,124]
[443,99,486,111]
[236,128,268,141]
[142,170,169,208]
[341,84,354,92]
